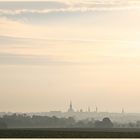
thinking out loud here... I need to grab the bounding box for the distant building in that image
[95,106,98,113]
[88,107,90,113]
[39,102,140,123]
[122,108,125,114]
[68,101,74,113]
[80,109,83,113]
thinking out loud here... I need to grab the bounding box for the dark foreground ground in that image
[1,128,140,138]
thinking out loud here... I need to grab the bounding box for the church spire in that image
[68,101,74,113]
[122,108,125,114]
[95,106,98,113]
[70,101,72,110]
[88,107,90,112]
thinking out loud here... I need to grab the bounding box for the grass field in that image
[1,128,140,138]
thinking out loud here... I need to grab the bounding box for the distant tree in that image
[102,117,113,128]
[86,121,95,128]
[76,121,85,127]
[136,121,140,128]
[0,121,8,129]
[67,117,75,125]
[128,122,135,128]
[94,117,113,128]
[94,120,103,128]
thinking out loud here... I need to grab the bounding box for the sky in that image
[0,0,140,113]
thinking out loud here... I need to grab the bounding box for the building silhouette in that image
[41,101,136,123]
[88,107,90,112]
[122,108,125,114]
[95,106,98,113]
[68,101,74,113]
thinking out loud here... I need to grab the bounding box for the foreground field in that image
[1,128,140,138]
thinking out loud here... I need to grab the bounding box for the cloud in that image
[0,0,140,16]
[0,0,139,26]
[0,35,140,66]
[0,53,70,65]
[0,1,69,10]
[0,52,94,66]
[0,53,43,65]
[0,1,139,26]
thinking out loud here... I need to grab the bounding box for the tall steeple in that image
[122,108,125,114]
[70,101,72,110]
[68,101,74,113]
[95,106,98,113]
[88,107,90,112]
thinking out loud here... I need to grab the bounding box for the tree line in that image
[0,113,114,128]
[1,113,140,129]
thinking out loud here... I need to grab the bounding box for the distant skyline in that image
[0,0,140,113]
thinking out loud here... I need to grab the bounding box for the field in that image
[1,128,140,138]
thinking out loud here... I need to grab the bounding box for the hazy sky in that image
[0,0,140,113]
